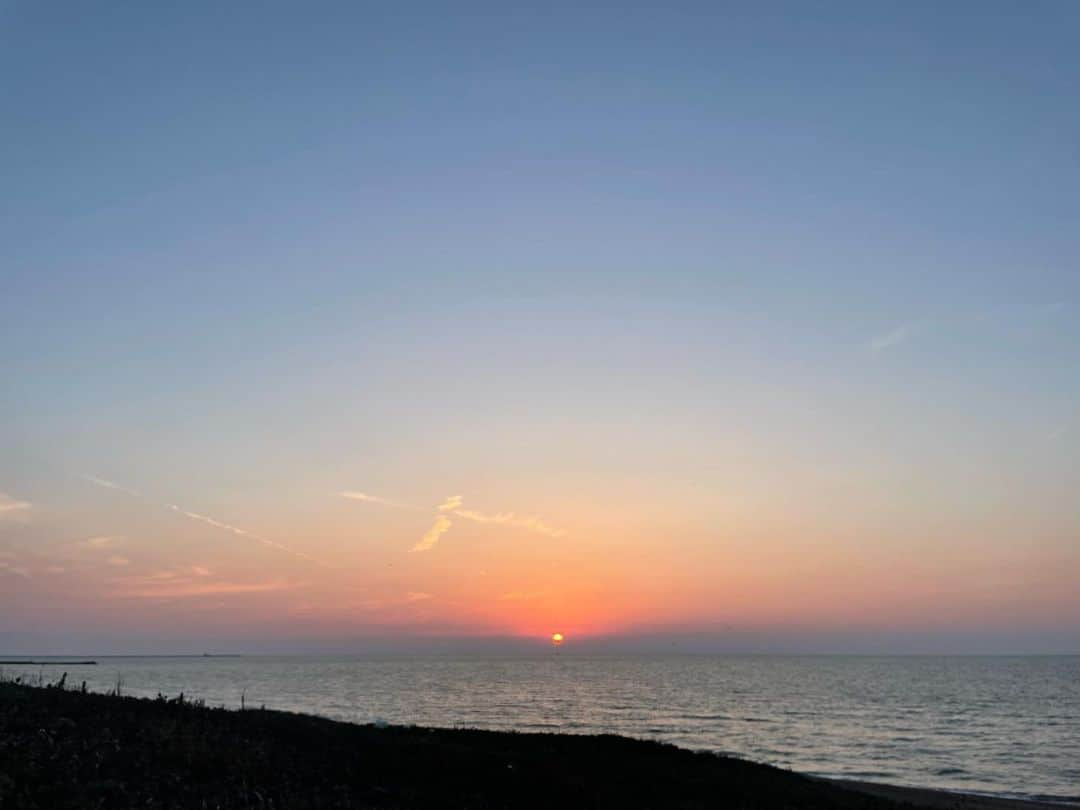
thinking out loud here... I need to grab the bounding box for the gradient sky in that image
[2,1,1078,654]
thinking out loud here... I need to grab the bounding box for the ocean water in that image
[3,655,1078,803]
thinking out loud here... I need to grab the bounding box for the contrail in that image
[167,505,328,568]
[79,474,142,498]
[81,473,327,567]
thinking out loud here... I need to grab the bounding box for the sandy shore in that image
[830,778,1078,809]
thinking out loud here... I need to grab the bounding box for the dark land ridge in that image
[0,678,1070,809]
[0,661,97,666]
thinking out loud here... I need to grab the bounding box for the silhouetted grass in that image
[0,676,906,809]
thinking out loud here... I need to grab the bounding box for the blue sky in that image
[2,1,1078,653]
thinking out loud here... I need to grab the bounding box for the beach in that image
[829,780,1073,810]
[2,679,1073,809]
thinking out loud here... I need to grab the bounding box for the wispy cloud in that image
[0,493,30,519]
[80,475,141,497]
[453,509,565,537]
[868,323,915,353]
[869,303,1070,356]
[136,567,211,583]
[406,591,433,602]
[0,560,31,578]
[412,515,452,552]
[344,490,567,550]
[107,555,130,567]
[438,495,463,512]
[340,491,414,509]
[112,572,300,599]
[84,535,122,549]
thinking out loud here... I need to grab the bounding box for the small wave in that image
[834,770,893,779]
[935,767,967,776]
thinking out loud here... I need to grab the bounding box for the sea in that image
[3,654,1078,804]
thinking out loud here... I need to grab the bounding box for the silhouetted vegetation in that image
[0,676,911,809]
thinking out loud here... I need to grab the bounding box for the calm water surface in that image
[4,655,1078,803]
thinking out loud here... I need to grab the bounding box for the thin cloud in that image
[139,569,192,583]
[80,475,141,497]
[112,575,300,599]
[340,491,414,510]
[869,323,915,353]
[412,515,451,552]
[107,555,130,567]
[452,509,565,538]
[438,495,463,512]
[869,303,1068,356]
[340,491,567,550]
[406,591,433,602]
[0,493,30,518]
[0,561,31,579]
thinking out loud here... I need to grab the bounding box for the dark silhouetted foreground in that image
[0,679,1061,809]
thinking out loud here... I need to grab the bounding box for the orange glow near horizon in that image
[3,4,1080,660]
[3,477,1078,651]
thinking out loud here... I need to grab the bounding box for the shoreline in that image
[825,778,1079,809]
[2,680,1073,809]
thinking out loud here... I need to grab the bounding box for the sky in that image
[2,1,1078,655]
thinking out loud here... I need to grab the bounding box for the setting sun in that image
[2,3,1078,804]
